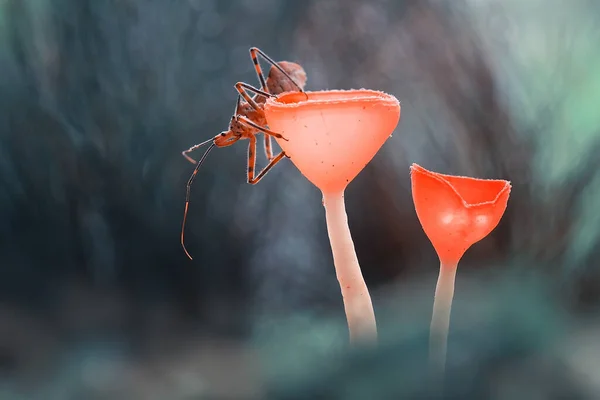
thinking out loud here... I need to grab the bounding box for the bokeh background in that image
[1,0,600,398]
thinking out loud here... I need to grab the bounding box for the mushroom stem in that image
[429,262,457,375]
[322,190,377,345]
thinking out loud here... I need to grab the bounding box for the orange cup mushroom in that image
[410,163,511,376]
[265,90,400,193]
[264,90,401,344]
[410,163,511,266]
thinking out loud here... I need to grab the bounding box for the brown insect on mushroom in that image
[180,47,308,260]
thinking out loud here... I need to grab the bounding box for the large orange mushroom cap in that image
[410,163,511,265]
[264,90,400,193]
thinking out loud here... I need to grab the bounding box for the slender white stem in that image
[429,262,457,376]
[322,190,377,344]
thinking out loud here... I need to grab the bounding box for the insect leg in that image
[246,133,286,184]
[236,115,288,141]
[248,151,287,185]
[181,143,215,260]
[232,83,277,161]
[264,135,274,161]
[234,82,273,112]
[246,135,258,184]
[249,47,305,92]
[249,47,269,91]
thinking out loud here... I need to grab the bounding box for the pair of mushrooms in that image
[264,89,511,373]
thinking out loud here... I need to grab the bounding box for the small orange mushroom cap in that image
[264,90,400,193]
[410,164,511,265]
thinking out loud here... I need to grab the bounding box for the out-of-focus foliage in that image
[262,275,590,399]
[0,0,599,398]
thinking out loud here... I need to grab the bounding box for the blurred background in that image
[1,0,600,398]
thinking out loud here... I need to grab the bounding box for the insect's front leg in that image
[247,135,258,184]
[234,82,273,112]
[236,115,288,141]
[247,134,287,185]
[249,152,287,184]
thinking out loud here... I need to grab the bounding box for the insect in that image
[181,47,308,259]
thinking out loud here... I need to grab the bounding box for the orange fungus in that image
[263,90,400,193]
[410,164,511,265]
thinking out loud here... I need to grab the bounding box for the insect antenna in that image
[181,142,216,260]
[182,137,215,164]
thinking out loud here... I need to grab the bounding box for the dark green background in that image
[0,0,598,398]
